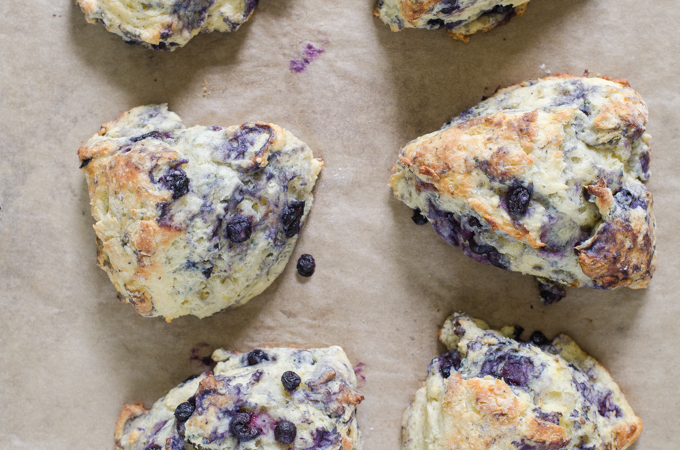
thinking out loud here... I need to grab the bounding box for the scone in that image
[374,0,530,41]
[403,312,642,449]
[78,105,323,320]
[77,0,257,50]
[391,74,655,303]
[115,346,364,450]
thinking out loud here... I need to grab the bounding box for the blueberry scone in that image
[403,312,642,449]
[374,0,530,41]
[78,105,323,320]
[77,0,258,50]
[391,75,655,303]
[115,346,364,450]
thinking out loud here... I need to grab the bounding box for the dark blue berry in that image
[296,254,315,277]
[79,158,92,169]
[226,217,252,243]
[411,209,429,225]
[230,412,261,441]
[202,266,213,278]
[274,421,297,444]
[505,185,531,219]
[281,371,301,390]
[159,168,190,199]
[246,349,269,366]
[530,331,549,346]
[174,398,195,423]
[282,201,305,238]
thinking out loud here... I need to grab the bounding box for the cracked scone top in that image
[115,346,364,450]
[375,0,530,41]
[78,105,323,320]
[77,0,258,50]
[391,75,655,303]
[403,313,642,449]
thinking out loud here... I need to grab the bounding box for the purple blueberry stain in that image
[130,131,173,143]
[353,362,366,388]
[438,350,462,379]
[290,42,325,73]
[189,343,213,367]
[479,353,538,388]
[311,428,340,448]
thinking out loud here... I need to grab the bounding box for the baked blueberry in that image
[226,217,252,244]
[247,349,270,366]
[281,371,301,390]
[274,421,297,444]
[296,254,316,277]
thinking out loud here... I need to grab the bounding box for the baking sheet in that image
[1,0,679,447]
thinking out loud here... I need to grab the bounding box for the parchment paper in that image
[1,0,679,448]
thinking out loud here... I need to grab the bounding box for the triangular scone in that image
[403,313,642,449]
[375,0,530,41]
[114,347,364,450]
[79,105,323,320]
[77,0,258,50]
[391,75,655,303]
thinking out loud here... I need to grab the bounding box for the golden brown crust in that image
[114,403,147,450]
[400,110,555,249]
[441,373,569,449]
[399,0,441,23]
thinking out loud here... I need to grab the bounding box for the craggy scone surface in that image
[77,0,258,50]
[375,0,530,41]
[403,313,642,449]
[78,105,322,320]
[391,75,655,299]
[115,346,364,449]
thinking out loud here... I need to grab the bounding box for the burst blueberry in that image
[159,168,190,199]
[229,412,261,441]
[282,201,306,238]
[438,350,462,379]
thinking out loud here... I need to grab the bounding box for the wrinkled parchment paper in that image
[1,0,679,448]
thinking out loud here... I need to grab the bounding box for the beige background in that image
[1,0,678,448]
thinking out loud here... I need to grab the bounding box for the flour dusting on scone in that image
[77,0,258,50]
[391,75,655,303]
[403,312,642,449]
[114,346,364,450]
[374,0,530,41]
[79,105,323,320]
